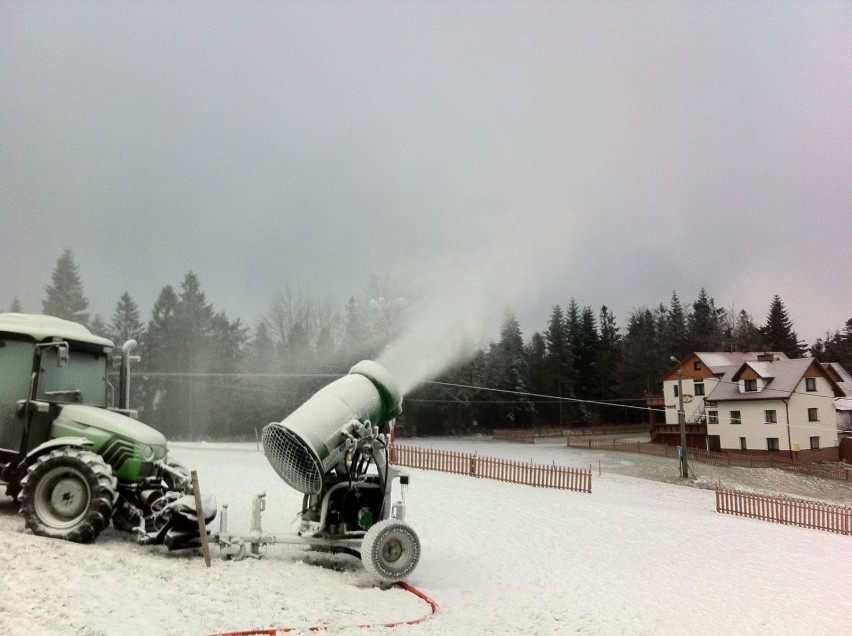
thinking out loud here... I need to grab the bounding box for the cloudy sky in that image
[1,1,850,346]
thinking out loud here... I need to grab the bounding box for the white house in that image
[663,352,848,460]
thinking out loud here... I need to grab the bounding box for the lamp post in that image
[670,356,689,479]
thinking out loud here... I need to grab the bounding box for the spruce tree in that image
[762,295,805,358]
[488,310,530,427]
[543,305,577,426]
[109,291,145,346]
[88,314,109,338]
[42,248,89,325]
[666,292,688,359]
[687,288,724,351]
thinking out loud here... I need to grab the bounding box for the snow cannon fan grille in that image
[262,424,324,495]
[261,361,403,496]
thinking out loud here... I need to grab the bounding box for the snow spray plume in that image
[377,220,568,395]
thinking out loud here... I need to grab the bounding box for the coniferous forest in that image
[6,248,852,439]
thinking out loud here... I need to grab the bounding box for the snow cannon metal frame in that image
[215,361,420,582]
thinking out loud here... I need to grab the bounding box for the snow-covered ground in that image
[2,438,851,635]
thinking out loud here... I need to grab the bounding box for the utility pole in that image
[671,356,689,479]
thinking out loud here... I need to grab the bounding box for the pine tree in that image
[729,309,764,352]
[140,285,180,436]
[575,306,599,398]
[762,295,805,358]
[810,318,852,371]
[597,305,621,392]
[524,332,547,405]
[88,315,109,338]
[665,292,689,359]
[42,248,89,326]
[9,296,23,312]
[109,291,145,346]
[617,308,664,399]
[687,288,724,351]
[338,296,369,366]
[543,305,576,426]
[489,310,530,427]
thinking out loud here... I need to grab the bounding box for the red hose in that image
[207,581,439,635]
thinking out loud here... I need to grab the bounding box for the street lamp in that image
[670,356,689,479]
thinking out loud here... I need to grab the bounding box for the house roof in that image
[823,362,852,398]
[693,351,788,373]
[705,358,841,402]
[661,352,789,383]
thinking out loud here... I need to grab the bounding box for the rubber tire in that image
[361,519,421,582]
[20,448,117,543]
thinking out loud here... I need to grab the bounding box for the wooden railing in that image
[390,443,592,493]
[715,486,852,536]
[492,424,649,444]
[566,437,852,482]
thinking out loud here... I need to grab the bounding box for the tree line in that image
[6,248,851,439]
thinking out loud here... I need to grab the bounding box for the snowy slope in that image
[2,439,850,635]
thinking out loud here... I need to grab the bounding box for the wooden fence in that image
[715,486,852,536]
[566,437,852,482]
[493,425,648,444]
[390,443,592,493]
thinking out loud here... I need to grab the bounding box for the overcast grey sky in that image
[2,1,850,346]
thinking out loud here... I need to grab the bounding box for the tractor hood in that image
[56,404,168,446]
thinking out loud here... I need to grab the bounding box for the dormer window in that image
[744,379,757,392]
[805,378,816,392]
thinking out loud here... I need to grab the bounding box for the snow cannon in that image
[262,360,402,494]
[253,360,420,582]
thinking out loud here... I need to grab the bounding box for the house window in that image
[808,408,819,422]
[694,381,705,396]
[810,436,820,449]
[765,410,777,424]
[805,377,816,392]
[708,410,718,425]
[673,384,679,397]
[740,437,747,450]
[767,438,780,451]
[730,411,742,425]
[693,361,702,371]
[744,379,757,392]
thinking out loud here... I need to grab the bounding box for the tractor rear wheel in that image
[361,519,421,582]
[20,448,116,543]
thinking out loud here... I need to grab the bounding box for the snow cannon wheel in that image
[361,519,421,582]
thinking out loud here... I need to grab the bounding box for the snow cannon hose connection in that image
[216,361,421,582]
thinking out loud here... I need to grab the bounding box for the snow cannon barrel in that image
[261,360,402,495]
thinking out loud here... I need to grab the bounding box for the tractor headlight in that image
[157,446,167,459]
[142,445,154,460]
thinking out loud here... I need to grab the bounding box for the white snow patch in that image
[2,439,850,635]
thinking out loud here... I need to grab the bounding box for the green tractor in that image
[0,313,213,546]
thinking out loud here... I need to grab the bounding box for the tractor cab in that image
[0,313,212,546]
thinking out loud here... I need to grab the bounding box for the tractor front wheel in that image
[361,519,421,582]
[20,448,116,543]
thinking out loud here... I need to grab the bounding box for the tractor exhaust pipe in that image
[118,339,138,411]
